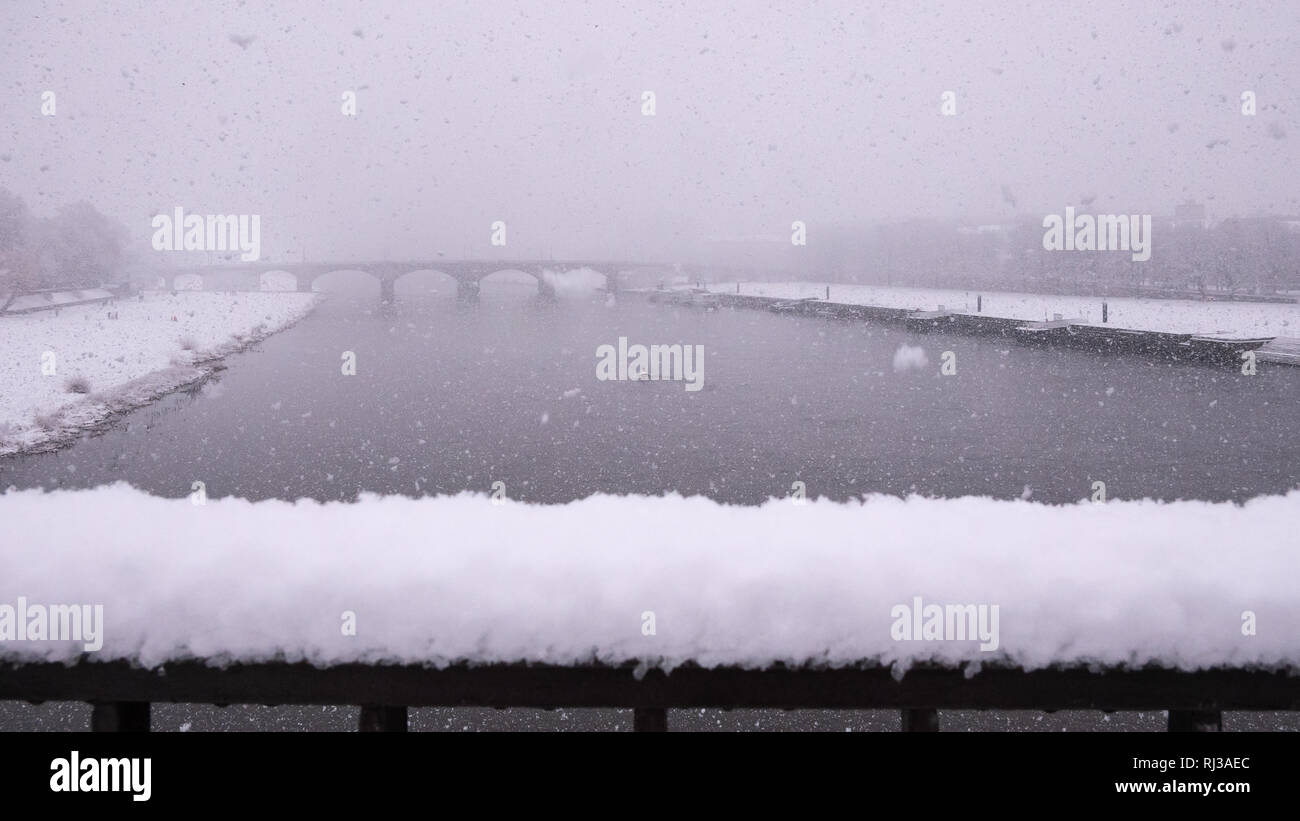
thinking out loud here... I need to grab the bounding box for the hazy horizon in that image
[3,0,1297,264]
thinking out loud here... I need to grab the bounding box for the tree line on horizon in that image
[0,186,130,295]
[3,182,1299,299]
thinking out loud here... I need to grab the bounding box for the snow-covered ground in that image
[0,291,319,455]
[712,282,1300,339]
[0,485,1295,673]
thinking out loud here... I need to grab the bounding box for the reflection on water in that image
[2,279,1298,504]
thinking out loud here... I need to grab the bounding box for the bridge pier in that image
[537,277,557,299]
[379,277,396,304]
[457,279,480,302]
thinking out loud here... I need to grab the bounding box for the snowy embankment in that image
[0,291,319,455]
[1,485,1296,673]
[712,282,1300,340]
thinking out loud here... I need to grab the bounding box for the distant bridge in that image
[161,260,738,302]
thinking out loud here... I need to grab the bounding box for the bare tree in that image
[0,187,34,296]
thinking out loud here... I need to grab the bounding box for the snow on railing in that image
[1,485,1298,730]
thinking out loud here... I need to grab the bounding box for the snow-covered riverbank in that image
[0,485,1295,671]
[0,291,320,456]
[711,282,1300,340]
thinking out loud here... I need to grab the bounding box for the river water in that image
[3,277,1297,731]
[2,278,1298,504]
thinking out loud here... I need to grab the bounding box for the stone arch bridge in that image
[166,260,721,302]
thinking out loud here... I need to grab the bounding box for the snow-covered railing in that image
[2,485,1298,730]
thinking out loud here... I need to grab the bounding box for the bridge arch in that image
[477,268,548,291]
[306,269,383,296]
[390,268,461,293]
[259,270,297,292]
[389,268,474,303]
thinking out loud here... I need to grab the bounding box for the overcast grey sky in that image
[2,0,1297,263]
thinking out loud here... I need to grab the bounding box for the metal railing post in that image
[1168,710,1222,732]
[359,705,408,732]
[902,708,939,732]
[91,701,151,732]
[633,707,667,732]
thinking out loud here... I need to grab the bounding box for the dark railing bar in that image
[69,701,1245,732]
[4,660,1296,712]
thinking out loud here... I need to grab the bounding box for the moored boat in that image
[904,309,957,332]
[1064,324,1192,358]
[768,296,823,315]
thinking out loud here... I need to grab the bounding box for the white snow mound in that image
[1,485,1297,673]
